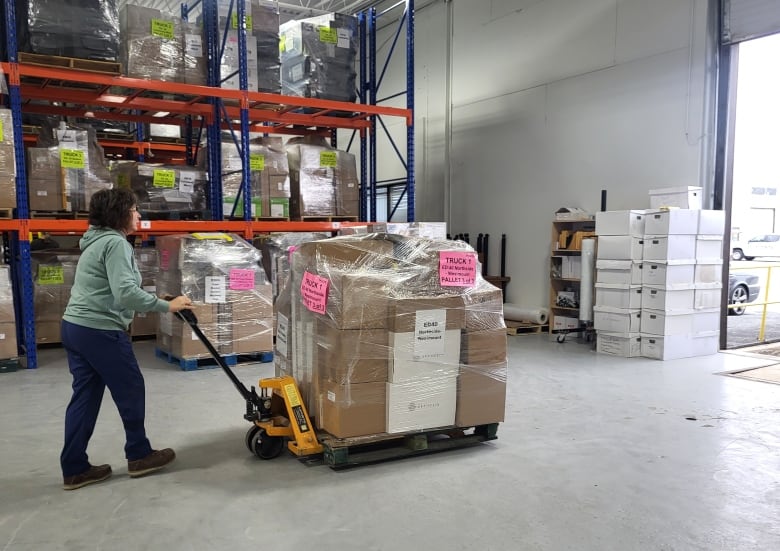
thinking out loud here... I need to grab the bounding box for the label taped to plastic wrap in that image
[0,120,4,142]
[153,169,176,188]
[319,27,338,44]
[60,149,85,169]
[151,19,174,40]
[249,154,265,171]
[413,309,447,359]
[38,266,64,285]
[231,13,252,29]
[185,34,203,57]
[337,28,350,48]
[229,268,255,290]
[276,313,289,358]
[319,151,337,168]
[300,271,329,314]
[205,276,226,304]
[179,171,195,193]
[192,232,232,241]
[439,251,477,287]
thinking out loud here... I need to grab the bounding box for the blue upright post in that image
[204,0,223,219]
[3,0,38,368]
[358,12,368,222]
[406,0,415,222]
[237,0,252,221]
[369,8,377,222]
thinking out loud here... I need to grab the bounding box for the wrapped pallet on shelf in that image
[108,163,207,218]
[0,108,17,210]
[277,234,507,440]
[131,248,160,337]
[31,250,80,344]
[0,266,17,360]
[120,4,184,82]
[155,233,273,363]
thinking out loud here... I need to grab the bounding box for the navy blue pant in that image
[60,320,153,477]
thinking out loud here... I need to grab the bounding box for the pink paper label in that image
[288,245,297,262]
[229,268,255,290]
[160,250,170,271]
[300,271,329,314]
[439,251,477,287]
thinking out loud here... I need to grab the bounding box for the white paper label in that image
[140,220,152,229]
[137,312,147,318]
[270,203,285,217]
[180,172,195,194]
[276,313,289,358]
[37,191,48,196]
[337,28,350,48]
[277,182,284,191]
[291,62,304,82]
[413,309,447,360]
[185,34,203,57]
[327,390,336,402]
[205,276,227,304]
[0,333,5,340]
[142,285,156,293]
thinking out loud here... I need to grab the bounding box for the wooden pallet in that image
[299,216,359,222]
[310,424,499,470]
[31,211,89,219]
[506,320,549,335]
[0,208,14,219]
[140,210,211,221]
[19,52,121,75]
[155,348,273,371]
[255,217,291,222]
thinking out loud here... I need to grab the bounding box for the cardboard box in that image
[641,331,719,360]
[320,380,386,438]
[597,236,643,260]
[641,261,695,287]
[131,311,158,336]
[553,315,579,331]
[316,320,388,384]
[594,284,642,309]
[461,329,507,366]
[29,178,67,211]
[386,376,457,433]
[698,210,726,236]
[0,298,15,324]
[388,295,465,333]
[232,318,274,354]
[0,175,16,209]
[35,320,61,344]
[595,210,646,236]
[642,235,697,261]
[642,285,695,311]
[227,288,273,320]
[331,273,390,329]
[167,323,226,358]
[649,186,702,210]
[596,332,641,357]
[644,209,699,235]
[298,238,395,267]
[0,322,17,359]
[593,307,641,333]
[455,367,507,427]
[34,285,64,321]
[388,329,461,383]
[462,286,504,331]
[596,260,642,285]
[0,145,16,176]
[696,237,723,261]
[640,308,720,336]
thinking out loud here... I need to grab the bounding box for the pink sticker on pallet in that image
[229,268,255,290]
[300,271,329,314]
[160,249,170,271]
[439,251,477,287]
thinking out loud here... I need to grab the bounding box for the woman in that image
[60,188,192,490]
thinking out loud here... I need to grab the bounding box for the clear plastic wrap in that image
[118,163,207,216]
[120,4,183,82]
[155,233,273,359]
[182,20,207,86]
[31,249,81,344]
[278,234,507,439]
[27,147,64,211]
[131,248,160,337]
[280,13,358,102]
[0,109,16,207]
[221,137,290,218]
[0,266,17,359]
[21,0,120,61]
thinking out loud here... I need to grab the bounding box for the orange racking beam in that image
[20,103,189,127]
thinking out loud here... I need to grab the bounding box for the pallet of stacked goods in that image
[275,234,506,441]
[0,266,18,365]
[154,233,274,371]
[123,164,208,220]
[594,211,645,356]
[31,249,80,344]
[0,109,17,216]
[120,4,185,83]
[131,247,160,338]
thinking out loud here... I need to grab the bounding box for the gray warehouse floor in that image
[1,336,779,550]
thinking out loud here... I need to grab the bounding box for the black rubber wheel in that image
[731,248,745,261]
[729,284,749,316]
[557,334,566,343]
[250,429,285,460]
[745,256,755,261]
[244,425,261,453]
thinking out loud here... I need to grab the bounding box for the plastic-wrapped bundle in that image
[278,234,507,439]
[125,164,207,216]
[131,248,160,337]
[182,21,207,86]
[120,4,183,82]
[280,12,357,102]
[18,0,120,61]
[0,266,17,359]
[156,233,274,359]
[255,231,331,301]
[222,137,290,218]
[31,249,81,344]
[0,109,17,209]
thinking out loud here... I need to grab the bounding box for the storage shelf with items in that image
[0,0,417,368]
[549,218,595,334]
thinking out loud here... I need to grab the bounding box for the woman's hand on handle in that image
[167,295,193,313]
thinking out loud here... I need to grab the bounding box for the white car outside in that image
[732,234,780,261]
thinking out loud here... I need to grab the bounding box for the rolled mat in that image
[503,304,549,325]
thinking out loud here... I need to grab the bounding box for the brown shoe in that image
[128,448,176,478]
[63,464,112,490]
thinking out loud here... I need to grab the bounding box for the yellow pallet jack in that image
[174,308,323,460]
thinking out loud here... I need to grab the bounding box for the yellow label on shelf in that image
[319,151,337,168]
[319,27,338,44]
[192,232,233,241]
[284,383,301,408]
[249,154,265,171]
[38,266,64,285]
[231,13,252,29]
[60,149,85,169]
[116,173,130,189]
[152,169,176,188]
[151,19,175,40]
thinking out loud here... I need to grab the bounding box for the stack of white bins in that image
[593,211,646,357]
[639,209,724,360]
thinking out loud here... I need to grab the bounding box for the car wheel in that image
[729,284,749,316]
[731,248,745,261]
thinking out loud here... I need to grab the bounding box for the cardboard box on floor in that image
[455,364,507,427]
[315,319,389,384]
[0,322,17,359]
[320,380,386,438]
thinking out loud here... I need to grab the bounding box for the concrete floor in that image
[1,336,779,551]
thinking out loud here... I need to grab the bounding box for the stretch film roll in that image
[579,238,595,322]
[503,304,549,325]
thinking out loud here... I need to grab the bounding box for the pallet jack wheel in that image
[245,425,261,453]
[250,429,285,460]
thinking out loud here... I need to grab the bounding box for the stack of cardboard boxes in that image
[277,235,507,439]
[32,250,80,344]
[0,109,16,210]
[120,5,189,83]
[0,266,17,360]
[131,248,160,337]
[155,233,273,360]
[121,163,207,215]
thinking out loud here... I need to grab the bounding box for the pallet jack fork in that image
[173,308,323,460]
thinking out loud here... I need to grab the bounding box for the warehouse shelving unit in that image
[1,0,415,368]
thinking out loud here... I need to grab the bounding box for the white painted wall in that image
[379,0,719,307]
